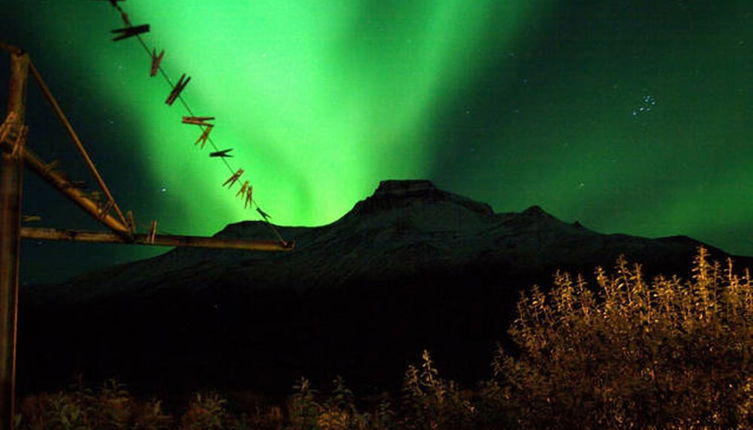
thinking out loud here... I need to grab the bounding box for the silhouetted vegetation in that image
[16,248,753,429]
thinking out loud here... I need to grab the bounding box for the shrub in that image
[179,392,229,430]
[497,247,753,429]
[399,350,476,430]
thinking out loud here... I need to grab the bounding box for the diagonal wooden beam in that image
[27,61,129,228]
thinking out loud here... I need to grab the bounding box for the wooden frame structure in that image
[0,43,292,430]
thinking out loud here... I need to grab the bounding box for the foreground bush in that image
[499,247,753,428]
[16,248,753,429]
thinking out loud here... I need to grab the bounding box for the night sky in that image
[2,0,752,284]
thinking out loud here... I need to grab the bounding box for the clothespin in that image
[194,126,213,149]
[236,180,250,197]
[209,148,233,158]
[111,24,150,41]
[165,74,190,105]
[244,186,254,209]
[256,207,271,221]
[222,169,244,188]
[147,220,158,244]
[182,116,214,126]
[150,49,164,77]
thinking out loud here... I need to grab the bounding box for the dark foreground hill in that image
[17,179,753,399]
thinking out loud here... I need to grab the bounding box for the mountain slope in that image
[18,179,753,397]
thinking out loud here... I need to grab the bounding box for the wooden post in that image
[0,50,29,430]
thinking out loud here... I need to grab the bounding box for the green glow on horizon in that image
[31,0,547,236]
[15,0,753,260]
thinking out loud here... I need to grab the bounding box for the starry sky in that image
[1,0,752,284]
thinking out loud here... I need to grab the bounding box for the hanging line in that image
[105,1,288,245]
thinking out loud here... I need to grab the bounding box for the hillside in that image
[18,179,753,397]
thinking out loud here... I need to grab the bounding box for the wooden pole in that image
[20,227,294,251]
[0,50,29,430]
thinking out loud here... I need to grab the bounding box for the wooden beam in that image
[21,227,294,251]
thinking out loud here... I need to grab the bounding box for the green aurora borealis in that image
[3,0,753,281]
[70,0,549,229]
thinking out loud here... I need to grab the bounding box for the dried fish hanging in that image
[100,0,289,246]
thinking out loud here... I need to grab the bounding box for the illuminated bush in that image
[497,247,753,429]
[399,350,479,430]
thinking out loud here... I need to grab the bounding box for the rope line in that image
[104,1,287,244]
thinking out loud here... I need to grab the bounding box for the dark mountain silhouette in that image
[18,179,753,399]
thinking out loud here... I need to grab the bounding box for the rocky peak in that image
[521,205,554,218]
[374,179,437,196]
[347,179,494,217]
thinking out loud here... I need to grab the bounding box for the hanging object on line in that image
[92,0,293,248]
[182,116,214,127]
[194,126,213,149]
[165,74,190,105]
[244,186,254,208]
[256,207,271,220]
[236,180,250,197]
[111,24,150,42]
[150,49,164,77]
[222,169,244,188]
[210,148,233,158]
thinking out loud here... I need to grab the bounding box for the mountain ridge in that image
[18,179,753,397]
[34,179,722,297]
